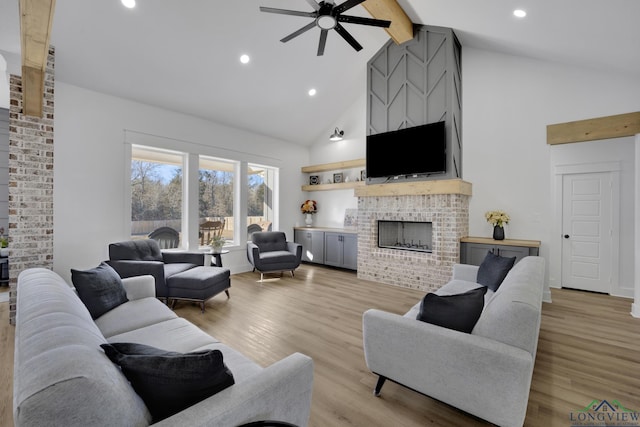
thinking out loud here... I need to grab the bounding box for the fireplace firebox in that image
[377,220,433,253]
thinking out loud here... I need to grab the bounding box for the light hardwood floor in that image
[1,265,639,426]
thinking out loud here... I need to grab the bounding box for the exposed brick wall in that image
[357,193,469,292]
[8,47,55,324]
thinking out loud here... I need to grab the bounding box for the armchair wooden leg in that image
[260,272,264,282]
[374,376,387,397]
[200,301,205,313]
[225,289,230,298]
[290,270,295,277]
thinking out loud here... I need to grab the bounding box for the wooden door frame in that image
[551,162,621,295]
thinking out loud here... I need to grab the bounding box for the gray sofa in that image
[362,256,545,427]
[14,268,314,426]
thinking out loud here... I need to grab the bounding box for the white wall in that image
[306,92,367,229]
[0,50,20,110]
[309,46,640,299]
[54,82,309,281]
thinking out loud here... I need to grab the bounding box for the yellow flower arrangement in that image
[301,199,317,214]
[485,210,510,227]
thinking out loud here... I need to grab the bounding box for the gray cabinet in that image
[294,228,357,270]
[294,229,324,264]
[324,232,358,270]
[460,238,540,266]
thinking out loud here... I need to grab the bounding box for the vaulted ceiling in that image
[1,0,639,145]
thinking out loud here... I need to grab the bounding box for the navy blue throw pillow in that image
[100,343,235,422]
[416,287,487,333]
[477,251,516,291]
[71,262,128,319]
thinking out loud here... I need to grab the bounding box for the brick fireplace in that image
[356,180,471,292]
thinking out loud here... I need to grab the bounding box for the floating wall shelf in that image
[301,159,366,192]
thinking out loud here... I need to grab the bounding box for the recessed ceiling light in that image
[240,54,250,64]
[308,88,317,96]
[513,9,527,18]
[121,0,136,9]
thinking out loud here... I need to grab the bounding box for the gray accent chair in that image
[108,239,230,311]
[247,231,302,281]
[108,239,202,301]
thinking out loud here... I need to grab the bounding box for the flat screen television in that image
[366,121,446,179]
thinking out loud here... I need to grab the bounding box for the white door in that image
[561,172,612,293]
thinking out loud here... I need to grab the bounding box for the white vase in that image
[305,213,313,226]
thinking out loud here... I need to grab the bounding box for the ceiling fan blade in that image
[281,21,317,43]
[259,7,316,18]
[317,29,329,56]
[333,0,365,15]
[305,0,321,11]
[334,23,363,52]
[338,15,391,28]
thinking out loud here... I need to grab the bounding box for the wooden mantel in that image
[355,179,472,197]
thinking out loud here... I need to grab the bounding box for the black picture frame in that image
[333,173,343,183]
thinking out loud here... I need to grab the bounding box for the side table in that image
[210,249,229,267]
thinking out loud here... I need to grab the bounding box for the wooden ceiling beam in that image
[362,0,414,45]
[19,0,56,117]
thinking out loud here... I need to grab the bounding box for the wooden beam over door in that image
[547,111,640,145]
[362,0,414,45]
[19,0,56,118]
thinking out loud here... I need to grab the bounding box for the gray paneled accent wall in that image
[0,108,7,233]
[367,25,462,181]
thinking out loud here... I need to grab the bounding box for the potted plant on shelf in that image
[485,210,510,241]
[209,235,226,254]
[301,199,317,226]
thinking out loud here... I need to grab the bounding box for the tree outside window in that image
[130,147,183,246]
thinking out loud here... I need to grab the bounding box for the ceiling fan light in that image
[316,15,337,30]
[121,0,136,9]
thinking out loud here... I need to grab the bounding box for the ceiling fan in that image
[260,0,392,56]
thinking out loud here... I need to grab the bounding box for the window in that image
[130,146,183,247]
[128,140,279,252]
[247,163,275,239]
[199,156,236,246]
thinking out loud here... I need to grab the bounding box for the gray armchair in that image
[107,239,204,301]
[247,231,302,281]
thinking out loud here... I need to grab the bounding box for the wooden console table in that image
[460,236,540,266]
